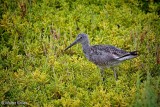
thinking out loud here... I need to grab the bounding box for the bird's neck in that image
[81,41,90,54]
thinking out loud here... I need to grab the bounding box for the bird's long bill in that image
[64,37,80,51]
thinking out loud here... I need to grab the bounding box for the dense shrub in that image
[0,0,160,106]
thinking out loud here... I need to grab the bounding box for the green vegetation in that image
[0,0,160,106]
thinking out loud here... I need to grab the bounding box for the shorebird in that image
[64,33,138,80]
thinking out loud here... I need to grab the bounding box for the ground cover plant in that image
[0,0,160,106]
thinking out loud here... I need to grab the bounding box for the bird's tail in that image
[130,51,138,56]
[117,51,138,61]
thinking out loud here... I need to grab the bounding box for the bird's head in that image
[64,33,89,51]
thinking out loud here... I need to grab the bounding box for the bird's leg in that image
[100,68,105,81]
[111,67,118,81]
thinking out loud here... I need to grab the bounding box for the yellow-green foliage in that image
[0,0,160,106]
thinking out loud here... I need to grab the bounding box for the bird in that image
[64,33,138,81]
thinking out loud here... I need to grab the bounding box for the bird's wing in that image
[88,45,137,66]
[90,45,129,58]
[88,45,127,66]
